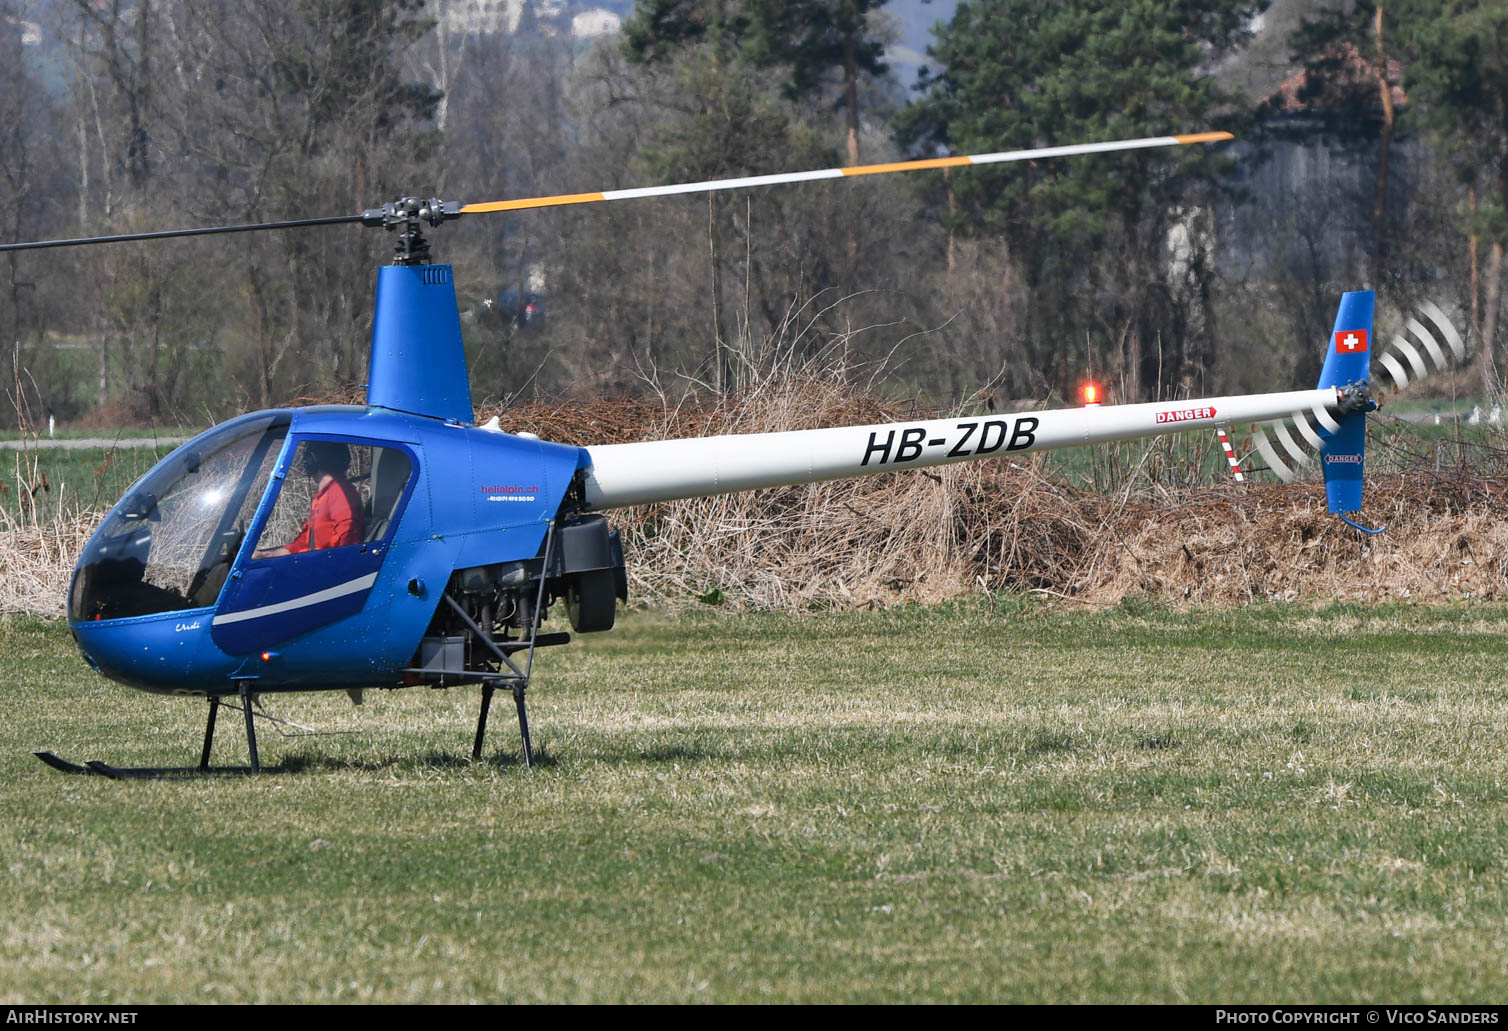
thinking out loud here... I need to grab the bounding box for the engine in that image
[407,512,628,686]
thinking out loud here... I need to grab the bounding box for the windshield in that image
[69,413,290,621]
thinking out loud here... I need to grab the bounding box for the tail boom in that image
[582,388,1340,510]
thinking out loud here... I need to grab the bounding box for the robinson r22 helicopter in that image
[2,130,1466,777]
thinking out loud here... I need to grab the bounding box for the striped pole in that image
[1216,427,1245,483]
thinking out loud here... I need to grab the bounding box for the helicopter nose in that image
[70,613,212,695]
[70,627,102,674]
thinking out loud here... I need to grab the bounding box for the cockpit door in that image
[211,436,417,656]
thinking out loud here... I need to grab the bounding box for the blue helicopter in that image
[5,131,1432,777]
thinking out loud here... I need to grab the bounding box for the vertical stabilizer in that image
[1317,290,1373,517]
[366,264,474,423]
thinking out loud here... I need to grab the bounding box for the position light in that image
[1082,382,1101,407]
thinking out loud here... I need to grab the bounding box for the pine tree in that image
[900,0,1260,400]
[1397,0,1508,392]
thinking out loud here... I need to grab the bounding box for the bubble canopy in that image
[69,412,291,622]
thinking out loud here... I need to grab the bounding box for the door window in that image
[252,440,414,557]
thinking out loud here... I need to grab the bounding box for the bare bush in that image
[491,374,1508,612]
[0,498,95,616]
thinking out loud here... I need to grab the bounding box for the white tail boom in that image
[583,387,1341,510]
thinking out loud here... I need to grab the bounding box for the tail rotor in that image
[1248,296,1469,534]
[1372,300,1468,393]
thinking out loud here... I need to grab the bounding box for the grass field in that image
[3,600,1507,1003]
[2,445,170,527]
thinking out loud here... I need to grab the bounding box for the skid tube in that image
[35,682,266,779]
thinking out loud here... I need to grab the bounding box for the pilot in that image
[252,441,364,558]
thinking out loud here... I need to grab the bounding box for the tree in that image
[1397,0,1508,393]
[1285,0,1406,292]
[0,2,72,425]
[67,0,157,219]
[899,0,1262,401]
[433,27,579,401]
[623,0,896,318]
[146,0,444,406]
[620,3,867,392]
[743,0,889,165]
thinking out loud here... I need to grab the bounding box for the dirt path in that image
[0,436,190,450]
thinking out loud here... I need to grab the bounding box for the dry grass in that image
[5,378,1506,616]
[491,377,1508,612]
[1093,471,1508,606]
[0,497,94,616]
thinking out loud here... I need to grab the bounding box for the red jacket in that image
[285,477,364,554]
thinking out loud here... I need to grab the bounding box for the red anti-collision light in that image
[1083,382,1101,406]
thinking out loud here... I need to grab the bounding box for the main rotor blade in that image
[0,213,366,252]
[460,132,1234,215]
[1,132,1233,251]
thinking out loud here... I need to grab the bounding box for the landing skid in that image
[32,752,259,779]
[33,751,92,775]
[36,681,264,779]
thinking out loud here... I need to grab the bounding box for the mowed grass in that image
[3,600,1507,1003]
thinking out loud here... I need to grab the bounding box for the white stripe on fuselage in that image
[212,572,379,626]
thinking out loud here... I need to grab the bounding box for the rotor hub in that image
[359,197,462,265]
[1334,381,1378,415]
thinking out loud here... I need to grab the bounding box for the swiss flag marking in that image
[1334,329,1369,354]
